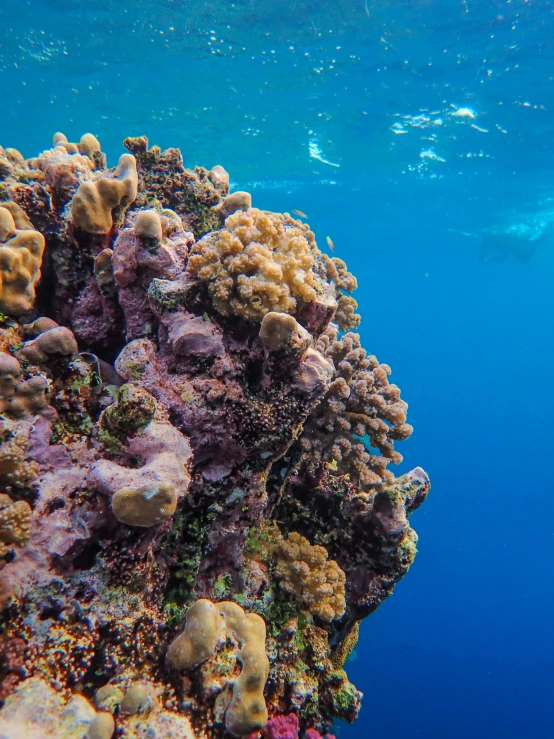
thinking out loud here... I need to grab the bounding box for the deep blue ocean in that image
[1,0,553,736]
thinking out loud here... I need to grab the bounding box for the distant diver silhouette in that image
[479,220,553,264]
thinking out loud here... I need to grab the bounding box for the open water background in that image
[1,0,554,736]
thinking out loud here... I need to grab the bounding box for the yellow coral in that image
[70,153,138,234]
[0,493,32,558]
[275,531,346,623]
[187,208,323,321]
[0,203,45,315]
[111,482,178,527]
[167,598,269,736]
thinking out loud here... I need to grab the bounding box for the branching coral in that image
[320,255,360,332]
[275,532,346,623]
[168,599,269,736]
[0,494,31,558]
[0,202,45,315]
[187,208,325,321]
[299,324,412,488]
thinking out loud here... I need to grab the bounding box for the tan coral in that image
[88,712,115,739]
[259,312,311,354]
[0,352,49,419]
[21,317,58,338]
[0,203,45,315]
[111,482,178,527]
[187,207,324,321]
[0,494,32,558]
[208,165,230,189]
[53,132,102,160]
[93,248,116,297]
[275,531,346,623]
[134,209,163,241]
[320,255,360,331]
[218,191,252,217]
[168,598,269,736]
[167,598,223,670]
[300,325,412,488]
[70,153,138,234]
[16,326,78,365]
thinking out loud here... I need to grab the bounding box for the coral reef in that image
[0,131,430,738]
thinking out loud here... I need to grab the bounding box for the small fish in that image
[326,236,335,252]
[293,209,308,218]
[202,312,212,323]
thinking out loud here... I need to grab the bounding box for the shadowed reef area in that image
[0,133,429,739]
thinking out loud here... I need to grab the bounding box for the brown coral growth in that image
[187,208,325,321]
[299,324,412,488]
[0,494,31,558]
[275,532,346,623]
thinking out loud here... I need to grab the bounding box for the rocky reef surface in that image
[0,133,430,739]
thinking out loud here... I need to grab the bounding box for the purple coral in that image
[259,713,299,739]
[257,716,335,739]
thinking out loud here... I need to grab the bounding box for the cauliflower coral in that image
[275,532,346,623]
[187,208,324,320]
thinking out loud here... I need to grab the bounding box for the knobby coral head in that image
[0,131,430,739]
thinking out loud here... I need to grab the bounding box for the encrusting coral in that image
[0,131,430,739]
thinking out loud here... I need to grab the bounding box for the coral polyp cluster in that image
[0,132,430,738]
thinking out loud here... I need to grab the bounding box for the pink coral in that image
[255,714,335,739]
[305,730,336,739]
[260,713,299,739]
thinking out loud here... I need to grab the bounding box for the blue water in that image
[2,0,554,736]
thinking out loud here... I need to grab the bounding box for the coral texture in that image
[0,131,430,739]
[71,153,138,234]
[0,494,32,558]
[275,533,346,622]
[0,202,45,315]
[187,208,328,321]
[169,598,269,736]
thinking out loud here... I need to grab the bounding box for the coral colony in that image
[0,133,430,738]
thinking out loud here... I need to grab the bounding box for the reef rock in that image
[0,132,430,738]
